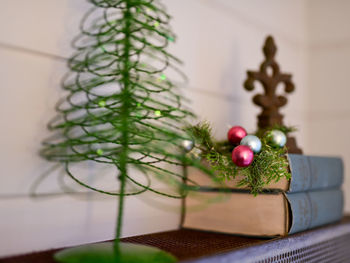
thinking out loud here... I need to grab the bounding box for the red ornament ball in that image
[232,145,254,167]
[227,126,247,144]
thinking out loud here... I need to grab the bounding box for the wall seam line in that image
[0,42,67,61]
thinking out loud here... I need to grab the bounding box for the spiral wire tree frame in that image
[41,0,212,262]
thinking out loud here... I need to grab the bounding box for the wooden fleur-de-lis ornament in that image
[244,36,302,154]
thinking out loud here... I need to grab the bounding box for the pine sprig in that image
[189,121,214,150]
[189,122,292,195]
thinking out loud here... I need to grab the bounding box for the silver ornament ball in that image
[268,130,287,148]
[182,140,194,152]
[240,135,262,153]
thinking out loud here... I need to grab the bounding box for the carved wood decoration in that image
[243,36,303,154]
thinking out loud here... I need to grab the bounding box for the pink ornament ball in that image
[232,145,254,167]
[227,126,247,144]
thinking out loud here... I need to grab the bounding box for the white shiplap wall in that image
[307,0,350,212]
[0,0,319,257]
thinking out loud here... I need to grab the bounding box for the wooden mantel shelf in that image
[1,216,350,263]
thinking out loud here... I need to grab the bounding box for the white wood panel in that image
[165,0,309,111]
[308,0,350,46]
[307,0,350,214]
[0,0,89,57]
[308,47,350,112]
[0,193,180,257]
[0,0,308,56]
[207,0,308,46]
[0,48,64,195]
[0,0,309,111]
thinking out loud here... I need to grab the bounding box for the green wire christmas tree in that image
[41,0,211,262]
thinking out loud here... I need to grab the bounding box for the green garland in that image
[188,122,294,195]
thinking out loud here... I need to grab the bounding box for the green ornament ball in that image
[267,130,287,148]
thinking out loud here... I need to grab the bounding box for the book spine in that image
[287,188,343,234]
[288,154,343,192]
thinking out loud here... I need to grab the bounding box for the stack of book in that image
[183,154,344,237]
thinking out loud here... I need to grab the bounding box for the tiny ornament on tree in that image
[267,130,287,148]
[231,145,254,167]
[182,140,202,160]
[240,135,262,153]
[227,126,247,144]
[181,140,194,152]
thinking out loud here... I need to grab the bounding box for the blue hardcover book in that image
[187,154,344,193]
[287,188,344,234]
[287,154,343,192]
[183,188,344,237]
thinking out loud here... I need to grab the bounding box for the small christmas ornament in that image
[181,140,194,152]
[232,145,254,167]
[267,130,287,148]
[227,126,247,144]
[240,135,262,153]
